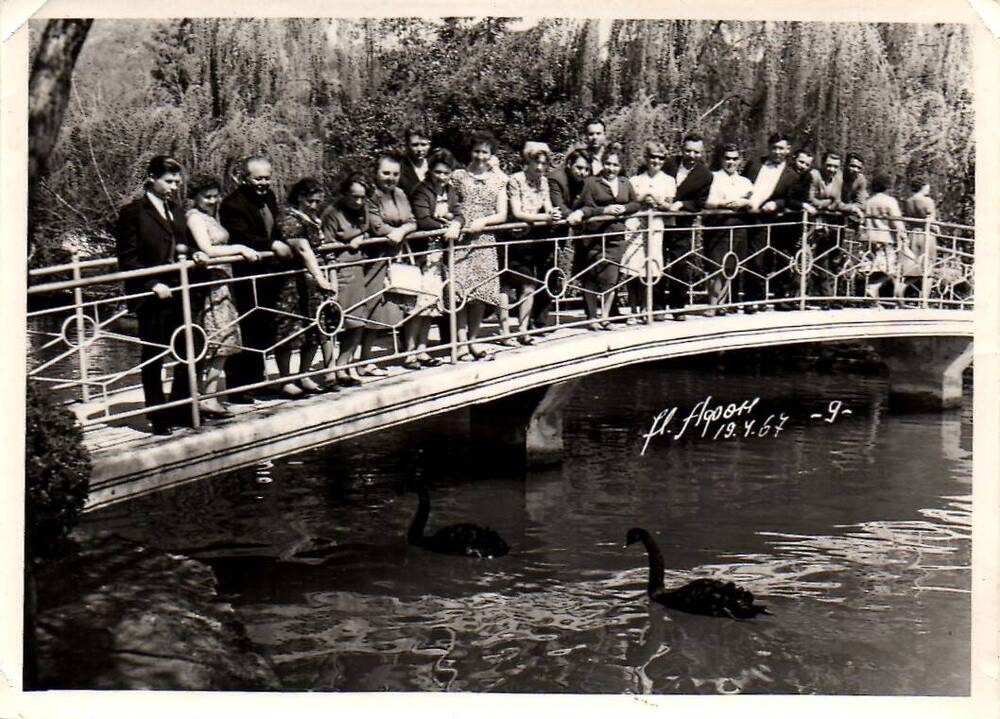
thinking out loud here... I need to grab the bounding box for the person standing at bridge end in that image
[114,155,192,435]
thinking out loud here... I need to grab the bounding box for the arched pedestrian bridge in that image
[26,211,975,509]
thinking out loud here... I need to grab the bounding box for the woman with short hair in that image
[409,149,464,368]
[506,142,563,344]
[323,173,377,385]
[274,178,337,396]
[624,141,676,321]
[577,147,642,328]
[368,152,419,368]
[451,131,506,359]
[185,173,260,415]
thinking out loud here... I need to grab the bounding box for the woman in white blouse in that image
[624,142,676,322]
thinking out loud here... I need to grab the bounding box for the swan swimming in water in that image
[407,483,509,558]
[625,527,769,619]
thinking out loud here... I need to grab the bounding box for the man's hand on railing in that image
[760,201,778,213]
[349,235,366,251]
[152,282,172,300]
[443,220,462,241]
[271,240,293,260]
[386,228,408,245]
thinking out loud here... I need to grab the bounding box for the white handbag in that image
[385,242,423,296]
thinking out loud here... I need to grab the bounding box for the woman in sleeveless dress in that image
[185,174,259,416]
[451,131,506,359]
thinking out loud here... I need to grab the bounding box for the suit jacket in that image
[662,157,712,211]
[114,194,189,303]
[745,158,808,212]
[578,176,641,232]
[409,180,465,254]
[398,158,428,198]
[547,168,586,216]
[219,185,284,273]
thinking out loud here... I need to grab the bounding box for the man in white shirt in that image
[703,144,754,313]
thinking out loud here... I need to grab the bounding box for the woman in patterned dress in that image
[323,173,377,385]
[185,174,260,416]
[624,141,676,322]
[274,178,338,397]
[451,131,506,360]
[507,142,563,344]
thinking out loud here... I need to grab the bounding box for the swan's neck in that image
[408,487,430,544]
[639,533,667,595]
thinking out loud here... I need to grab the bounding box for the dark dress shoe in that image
[150,421,174,436]
[227,392,256,405]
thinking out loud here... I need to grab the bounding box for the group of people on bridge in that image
[114,119,942,435]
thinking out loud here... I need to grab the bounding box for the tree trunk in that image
[28,19,92,249]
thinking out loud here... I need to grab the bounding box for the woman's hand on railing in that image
[317,275,336,294]
[271,240,293,260]
[349,235,367,251]
[192,251,211,266]
[668,201,684,212]
[152,282,172,300]
[567,209,585,226]
[465,217,489,235]
[606,204,627,216]
[548,207,564,222]
[237,245,260,262]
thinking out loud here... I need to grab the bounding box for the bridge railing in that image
[26,209,974,432]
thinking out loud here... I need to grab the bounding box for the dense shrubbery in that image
[25,382,91,559]
[29,17,974,256]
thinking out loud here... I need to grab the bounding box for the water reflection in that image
[82,360,972,695]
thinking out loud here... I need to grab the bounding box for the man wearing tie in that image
[219,155,292,399]
[114,155,192,435]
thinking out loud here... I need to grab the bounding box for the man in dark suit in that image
[219,155,292,398]
[659,133,713,319]
[114,155,192,434]
[398,126,432,198]
[744,138,815,309]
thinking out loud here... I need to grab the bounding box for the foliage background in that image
[29,17,974,257]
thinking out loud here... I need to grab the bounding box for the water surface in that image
[83,356,972,694]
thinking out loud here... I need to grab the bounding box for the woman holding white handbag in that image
[368,153,420,373]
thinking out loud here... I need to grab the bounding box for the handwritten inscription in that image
[640,398,850,456]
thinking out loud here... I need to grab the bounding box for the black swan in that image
[407,484,509,558]
[625,527,769,619]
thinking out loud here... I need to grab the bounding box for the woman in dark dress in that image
[322,173,376,385]
[409,149,464,368]
[274,178,337,396]
[577,148,642,328]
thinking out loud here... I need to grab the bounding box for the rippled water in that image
[82,355,972,694]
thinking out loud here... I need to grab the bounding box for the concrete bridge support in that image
[470,380,580,466]
[872,336,973,409]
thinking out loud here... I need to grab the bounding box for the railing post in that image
[645,210,654,323]
[921,217,932,308]
[176,245,201,430]
[799,210,809,310]
[447,233,458,364]
[71,252,91,402]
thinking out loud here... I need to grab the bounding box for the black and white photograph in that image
[3,1,998,715]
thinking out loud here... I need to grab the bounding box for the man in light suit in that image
[114,155,192,434]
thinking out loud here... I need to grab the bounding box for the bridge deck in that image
[82,308,973,509]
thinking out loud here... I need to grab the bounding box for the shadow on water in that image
[80,350,972,694]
